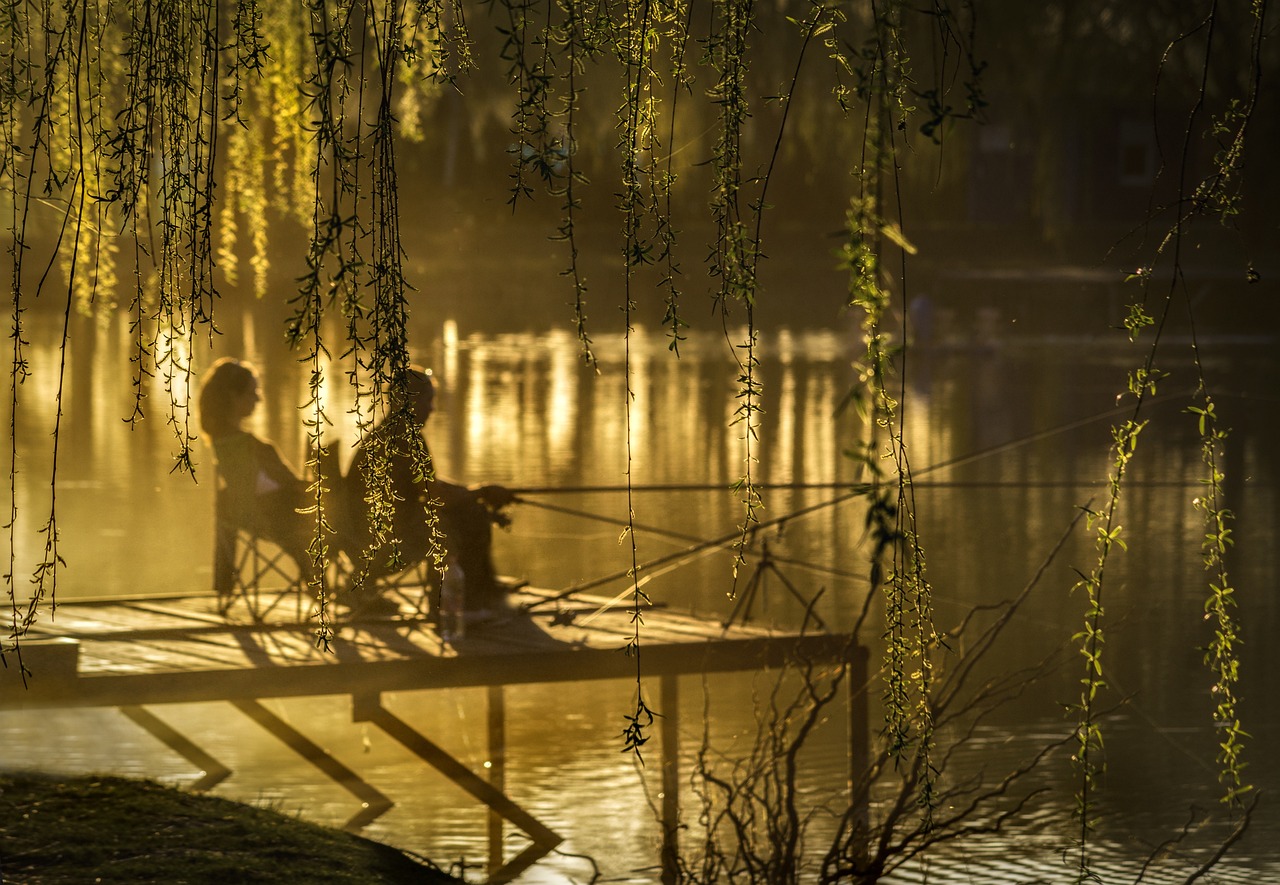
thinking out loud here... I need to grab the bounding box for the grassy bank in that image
[0,773,460,884]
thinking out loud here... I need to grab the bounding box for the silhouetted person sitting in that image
[199,358,315,591]
[339,367,514,616]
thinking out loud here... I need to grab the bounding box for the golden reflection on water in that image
[5,310,1279,879]
[544,333,581,477]
[11,310,1278,642]
[8,310,1274,627]
[6,314,870,608]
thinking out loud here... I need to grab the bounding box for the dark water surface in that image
[3,302,1277,882]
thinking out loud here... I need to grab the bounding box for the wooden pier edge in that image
[2,599,869,883]
[1,632,860,709]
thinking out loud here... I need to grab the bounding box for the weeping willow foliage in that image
[1066,4,1268,878]
[0,0,1269,872]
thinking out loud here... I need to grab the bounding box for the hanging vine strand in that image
[0,3,1266,866]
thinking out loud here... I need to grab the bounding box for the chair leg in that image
[219,529,313,623]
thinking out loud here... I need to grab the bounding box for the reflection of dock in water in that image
[4,587,867,884]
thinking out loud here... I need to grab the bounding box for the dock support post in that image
[353,692,561,884]
[846,644,871,850]
[660,673,679,885]
[487,685,506,877]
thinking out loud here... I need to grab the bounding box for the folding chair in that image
[212,488,315,623]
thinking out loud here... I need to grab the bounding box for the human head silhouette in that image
[392,366,436,426]
[198,358,260,438]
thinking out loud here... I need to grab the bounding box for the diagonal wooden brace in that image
[231,698,394,831]
[352,692,563,884]
[119,705,232,793]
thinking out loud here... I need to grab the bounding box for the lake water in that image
[3,299,1278,882]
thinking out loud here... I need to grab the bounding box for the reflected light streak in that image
[308,354,363,455]
[149,327,195,421]
[590,370,629,482]
[655,362,686,479]
[515,348,548,479]
[462,343,491,476]
[240,309,259,368]
[804,372,837,485]
[462,342,537,480]
[626,329,651,477]
[772,361,797,487]
[723,327,758,487]
[24,336,63,428]
[775,327,796,366]
[441,319,459,384]
[544,333,579,476]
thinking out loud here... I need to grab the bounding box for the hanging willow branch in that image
[1069,2,1265,875]
[704,0,761,582]
[0,10,1267,865]
[616,0,662,761]
[549,0,602,367]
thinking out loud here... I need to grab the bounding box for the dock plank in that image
[3,590,859,712]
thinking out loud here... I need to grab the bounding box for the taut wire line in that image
[519,496,870,584]
[522,489,868,610]
[515,497,719,548]
[511,479,1192,496]
[516,388,1197,609]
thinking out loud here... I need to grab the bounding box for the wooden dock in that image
[3,585,867,883]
